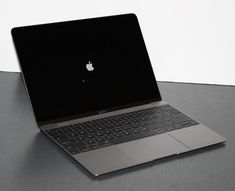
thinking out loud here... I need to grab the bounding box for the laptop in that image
[11,13,226,176]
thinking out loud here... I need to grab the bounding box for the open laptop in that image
[11,13,225,176]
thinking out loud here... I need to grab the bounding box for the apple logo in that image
[86,61,94,71]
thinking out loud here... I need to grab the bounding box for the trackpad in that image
[75,146,136,176]
[168,125,226,150]
[117,133,188,163]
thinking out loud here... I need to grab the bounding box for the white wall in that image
[1,0,235,85]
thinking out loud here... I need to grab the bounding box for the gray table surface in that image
[0,72,235,191]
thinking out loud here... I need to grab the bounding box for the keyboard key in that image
[133,129,141,134]
[140,127,149,132]
[78,146,90,153]
[164,125,175,131]
[67,148,80,155]
[174,124,184,129]
[189,120,199,126]
[85,134,94,139]
[99,140,111,147]
[53,135,69,141]
[71,142,87,148]
[58,138,76,145]
[77,130,87,135]
[95,137,105,142]
[123,131,131,136]
[58,129,69,134]
[111,131,156,145]
[67,132,78,137]
[76,136,85,142]
[87,128,96,133]
[103,135,115,141]
[89,144,100,150]
[103,130,112,134]
[154,128,167,134]
[64,144,74,150]
[85,139,97,145]
[122,125,129,130]
[181,121,192,127]
[113,128,121,132]
[113,133,123,138]
[97,126,105,131]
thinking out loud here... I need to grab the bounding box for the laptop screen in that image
[12,14,161,124]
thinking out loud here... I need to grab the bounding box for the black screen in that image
[11,14,161,124]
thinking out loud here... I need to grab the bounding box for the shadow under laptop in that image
[15,131,226,182]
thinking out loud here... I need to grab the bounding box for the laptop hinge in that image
[39,100,164,131]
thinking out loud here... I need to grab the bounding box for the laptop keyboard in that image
[45,104,199,155]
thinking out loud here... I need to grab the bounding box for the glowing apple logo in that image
[86,61,94,71]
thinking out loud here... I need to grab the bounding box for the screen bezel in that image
[11,13,162,126]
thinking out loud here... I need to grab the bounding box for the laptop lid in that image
[11,13,162,125]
